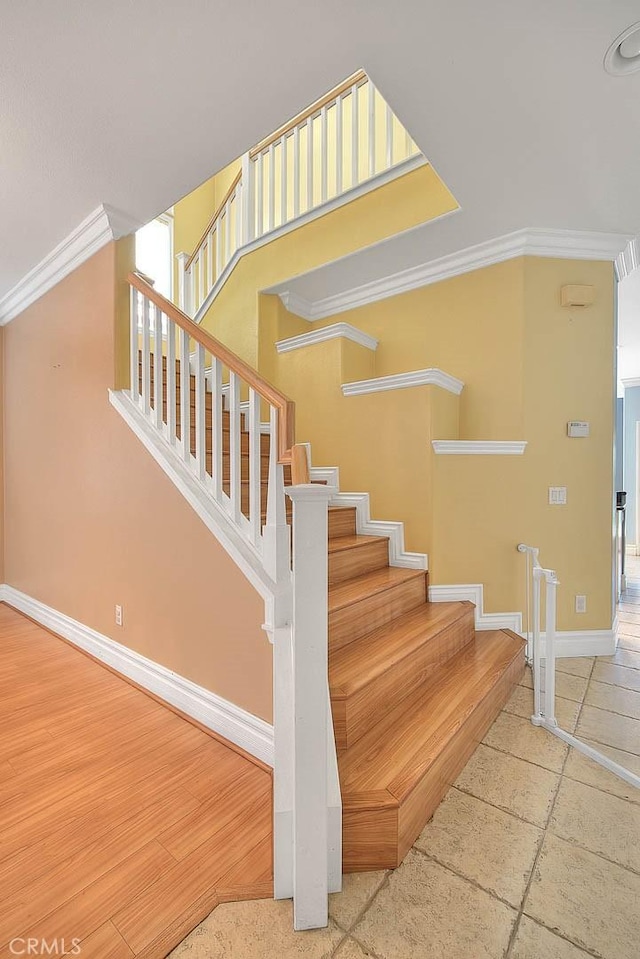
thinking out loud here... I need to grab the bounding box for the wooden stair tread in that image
[339,630,525,805]
[329,567,425,614]
[329,601,474,698]
[328,534,388,554]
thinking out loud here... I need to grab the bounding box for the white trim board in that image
[342,368,464,397]
[276,322,378,354]
[428,582,616,656]
[0,204,139,325]
[616,236,640,281]
[621,378,640,390]
[0,584,274,765]
[193,155,427,325]
[276,227,633,322]
[432,440,527,455]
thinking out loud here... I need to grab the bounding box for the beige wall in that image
[2,244,272,722]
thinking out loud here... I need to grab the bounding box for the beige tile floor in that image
[172,573,640,959]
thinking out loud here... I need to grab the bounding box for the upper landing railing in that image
[179,70,422,318]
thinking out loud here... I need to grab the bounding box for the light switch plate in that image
[568,421,589,438]
[549,486,567,505]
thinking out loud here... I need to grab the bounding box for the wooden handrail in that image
[129,272,295,463]
[249,69,367,159]
[184,169,243,272]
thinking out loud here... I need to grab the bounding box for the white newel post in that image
[175,251,190,314]
[286,483,335,931]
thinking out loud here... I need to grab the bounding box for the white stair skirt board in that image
[193,155,427,325]
[0,584,274,765]
[275,228,634,323]
[342,368,464,397]
[429,583,617,656]
[307,452,428,571]
[275,322,378,354]
[432,440,527,455]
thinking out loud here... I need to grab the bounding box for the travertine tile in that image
[483,712,568,773]
[556,657,594,679]
[511,916,591,959]
[575,705,640,756]
[564,738,640,804]
[618,619,640,636]
[334,939,376,958]
[525,834,640,959]
[329,871,387,930]
[353,850,516,959]
[550,777,640,872]
[602,646,640,670]
[169,899,345,959]
[519,668,588,702]
[504,686,580,731]
[455,743,559,827]
[593,661,640,692]
[618,632,640,652]
[585,680,640,720]
[414,788,542,907]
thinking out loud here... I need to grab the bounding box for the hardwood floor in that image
[0,603,272,959]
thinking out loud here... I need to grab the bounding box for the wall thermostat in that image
[567,421,589,437]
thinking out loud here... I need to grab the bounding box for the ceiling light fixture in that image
[604,21,640,75]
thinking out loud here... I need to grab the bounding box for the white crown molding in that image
[616,236,640,281]
[621,377,640,389]
[0,204,139,325]
[432,440,528,455]
[0,583,274,765]
[279,227,633,322]
[305,449,428,570]
[342,368,464,397]
[276,322,378,354]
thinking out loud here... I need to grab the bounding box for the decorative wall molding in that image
[432,440,528,455]
[193,155,427,325]
[306,452,428,570]
[276,322,378,354]
[621,377,640,390]
[0,583,274,765]
[428,582,617,656]
[616,236,640,281]
[0,204,139,325]
[278,227,633,322]
[342,368,464,397]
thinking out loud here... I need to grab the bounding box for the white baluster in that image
[368,81,376,177]
[229,372,241,524]
[141,296,151,417]
[248,388,262,546]
[268,143,276,232]
[154,307,163,430]
[166,317,176,444]
[215,222,222,284]
[179,328,191,463]
[207,233,213,295]
[280,136,287,227]
[351,83,359,188]
[195,343,206,481]
[335,95,343,196]
[235,184,242,253]
[175,252,189,312]
[130,287,139,403]
[306,117,314,211]
[385,102,393,168]
[211,357,223,501]
[225,200,231,269]
[197,251,204,311]
[184,264,193,316]
[256,153,264,238]
[263,407,290,583]
[293,126,300,218]
[320,105,328,203]
[241,152,253,245]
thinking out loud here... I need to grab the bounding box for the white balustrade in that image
[180,73,421,321]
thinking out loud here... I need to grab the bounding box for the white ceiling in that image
[3,0,640,304]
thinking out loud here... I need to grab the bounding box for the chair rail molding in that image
[0,204,139,325]
[276,227,633,322]
[432,440,528,455]
[0,584,274,764]
[342,368,464,397]
[276,323,378,354]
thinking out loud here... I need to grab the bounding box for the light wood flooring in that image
[0,603,272,959]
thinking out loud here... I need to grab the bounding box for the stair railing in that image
[126,271,342,928]
[180,70,421,318]
[518,543,640,791]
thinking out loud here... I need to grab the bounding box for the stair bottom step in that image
[340,630,525,871]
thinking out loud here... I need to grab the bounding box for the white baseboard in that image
[0,584,274,766]
[428,582,617,656]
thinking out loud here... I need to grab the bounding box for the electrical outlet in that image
[549,486,567,505]
[575,595,587,614]
[115,604,123,627]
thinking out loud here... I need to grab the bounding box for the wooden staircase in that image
[145,356,526,873]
